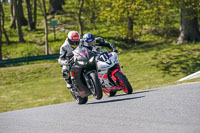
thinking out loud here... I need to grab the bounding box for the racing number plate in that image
[97,52,109,62]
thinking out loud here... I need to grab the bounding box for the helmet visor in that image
[88,40,96,46]
[72,41,79,49]
[68,38,79,48]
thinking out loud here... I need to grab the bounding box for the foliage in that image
[0,0,199,59]
[169,0,200,22]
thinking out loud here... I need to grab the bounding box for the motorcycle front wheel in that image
[89,72,103,100]
[115,71,133,94]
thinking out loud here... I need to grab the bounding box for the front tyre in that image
[89,72,103,100]
[115,71,133,94]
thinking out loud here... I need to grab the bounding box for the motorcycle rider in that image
[81,33,117,52]
[58,31,80,89]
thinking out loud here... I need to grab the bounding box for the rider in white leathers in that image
[58,31,80,88]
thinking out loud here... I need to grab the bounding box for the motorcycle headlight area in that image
[77,61,87,65]
[89,56,95,63]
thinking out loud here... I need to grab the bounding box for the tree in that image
[33,0,37,30]
[10,0,28,28]
[0,2,2,60]
[26,0,36,30]
[18,0,28,26]
[177,0,200,44]
[84,0,98,24]
[90,0,96,23]
[49,0,65,15]
[0,2,9,44]
[78,0,84,37]
[65,0,88,36]
[100,0,144,42]
[41,0,49,55]
[2,0,8,3]
[14,0,25,42]
[10,0,16,28]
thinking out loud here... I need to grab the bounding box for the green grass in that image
[1,40,200,113]
[0,62,74,112]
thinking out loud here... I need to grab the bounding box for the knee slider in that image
[62,70,70,79]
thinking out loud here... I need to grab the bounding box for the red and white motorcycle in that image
[96,49,133,96]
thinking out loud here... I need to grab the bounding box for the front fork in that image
[110,65,123,86]
[83,70,96,89]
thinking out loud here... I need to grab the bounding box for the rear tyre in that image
[71,91,88,104]
[89,72,103,100]
[103,89,117,97]
[115,71,133,94]
[109,91,117,96]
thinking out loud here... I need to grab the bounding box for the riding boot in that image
[65,77,72,89]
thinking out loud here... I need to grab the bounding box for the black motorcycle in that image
[70,45,103,104]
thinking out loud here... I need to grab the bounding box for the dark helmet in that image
[83,33,96,47]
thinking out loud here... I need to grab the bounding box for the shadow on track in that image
[112,89,156,98]
[87,96,145,105]
[87,89,156,104]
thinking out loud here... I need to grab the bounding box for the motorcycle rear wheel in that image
[71,92,88,104]
[115,71,133,94]
[103,89,117,97]
[109,91,117,96]
[89,72,103,100]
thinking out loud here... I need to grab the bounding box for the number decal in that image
[98,52,109,62]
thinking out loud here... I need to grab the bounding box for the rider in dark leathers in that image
[81,33,117,53]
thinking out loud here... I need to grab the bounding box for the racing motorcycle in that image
[96,49,133,96]
[70,45,103,104]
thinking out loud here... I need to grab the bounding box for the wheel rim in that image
[90,79,97,98]
[103,88,110,96]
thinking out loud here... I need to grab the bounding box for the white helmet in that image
[67,31,80,48]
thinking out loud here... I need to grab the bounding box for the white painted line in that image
[178,71,200,82]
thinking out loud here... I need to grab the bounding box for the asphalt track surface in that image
[0,82,200,133]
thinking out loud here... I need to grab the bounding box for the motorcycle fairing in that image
[71,65,91,97]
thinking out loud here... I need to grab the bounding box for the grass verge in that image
[1,41,200,113]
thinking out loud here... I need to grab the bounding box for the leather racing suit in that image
[58,38,75,85]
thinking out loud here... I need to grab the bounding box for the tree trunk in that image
[0,2,10,44]
[127,16,135,43]
[78,0,84,37]
[177,5,200,44]
[18,0,28,26]
[26,0,35,30]
[10,0,16,29]
[0,2,2,60]
[42,0,49,55]
[33,0,37,30]
[14,0,25,42]
[90,0,96,24]
[0,26,2,60]
[49,0,65,15]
